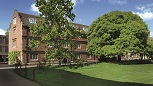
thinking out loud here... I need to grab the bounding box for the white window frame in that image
[13,27,16,34]
[30,54,38,61]
[82,27,87,32]
[2,46,5,52]
[13,17,16,24]
[48,41,54,48]
[12,38,16,48]
[77,54,81,59]
[77,43,81,48]
[2,37,5,44]
[29,18,36,24]
[63,42,68,48]
[87,55,92,59]
[74,25,78,29]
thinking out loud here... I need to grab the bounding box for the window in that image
[50,41,54,46]
[30,54,38,60]
[82,27,87,32]
[13,27,16,34]
[74,25,78,29]
[2,38,5,44]
[48,41,54,48]
[12,38,16,48]
[29,18,36,24]
[13,17,16,24]
[63,42,68,48]
[5,46,8,52]
[77,54,81,59]
[77,43,81,48]
[87,54,92,59]
[2,46,5,52]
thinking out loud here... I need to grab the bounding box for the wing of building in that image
[9,9,98,65]
[0,35,8,63]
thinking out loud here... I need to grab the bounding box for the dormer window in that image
[13,17,16,24]
[74,25,78,29]
[29,18,36,24]
[63,42,68,48]
[82,27,87,32]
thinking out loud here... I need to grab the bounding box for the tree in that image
[145,38,153,59]
[5,29,9,36]
[30,0,81,66]
[86,11,149,61]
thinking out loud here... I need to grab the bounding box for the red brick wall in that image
[9,10,23,64]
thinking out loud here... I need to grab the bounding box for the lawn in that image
[18,63,153,86]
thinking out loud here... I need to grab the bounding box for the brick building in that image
[0,35,8,62]
[9,10,97,64]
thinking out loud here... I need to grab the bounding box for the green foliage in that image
[145,38,153,59]
[5,28,9,36]
[28,38,41,50]
[5,32,9,36]
[8,51,20,64]
[30,0,81,65]
[86,11,149,58]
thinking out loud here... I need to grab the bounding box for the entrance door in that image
[0,55,4,62]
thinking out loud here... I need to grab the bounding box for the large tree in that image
[145,38,153,59]
[86,11,149,61]
[30,0,81,66]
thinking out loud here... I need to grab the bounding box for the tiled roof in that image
[72,23,89,33]
[18,12,38,26]
[18,11,89,32]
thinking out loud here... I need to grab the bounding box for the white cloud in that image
[150,32,153,37]
[136,6,145,12]
[134,3,153,21]
[30,3,40,14]
[133,12,153,21]
[72,0,77,7]
[0,28,6,35]
[109,0,127,5]
[136,4,153,13]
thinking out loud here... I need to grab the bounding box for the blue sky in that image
[0,0,153,36]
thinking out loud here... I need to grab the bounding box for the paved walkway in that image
[0,66,41,86]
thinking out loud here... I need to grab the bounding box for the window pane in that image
[77,43,81,48]
[13,18,16,24]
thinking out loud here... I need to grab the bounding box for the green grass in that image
[18,63,153,86]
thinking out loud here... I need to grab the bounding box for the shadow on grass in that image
[34,68,153,86]
[119,60,153,65]
[103,59,153,65]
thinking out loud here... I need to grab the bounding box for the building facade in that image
[0,35,8,62]
[9,10,97,64]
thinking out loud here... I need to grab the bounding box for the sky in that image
[0,0,153,36]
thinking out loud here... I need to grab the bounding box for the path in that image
[0,68,41,86]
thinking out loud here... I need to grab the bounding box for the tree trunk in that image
[118,55,121,62]
[59,59,62,67]
[140,54,143,60]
